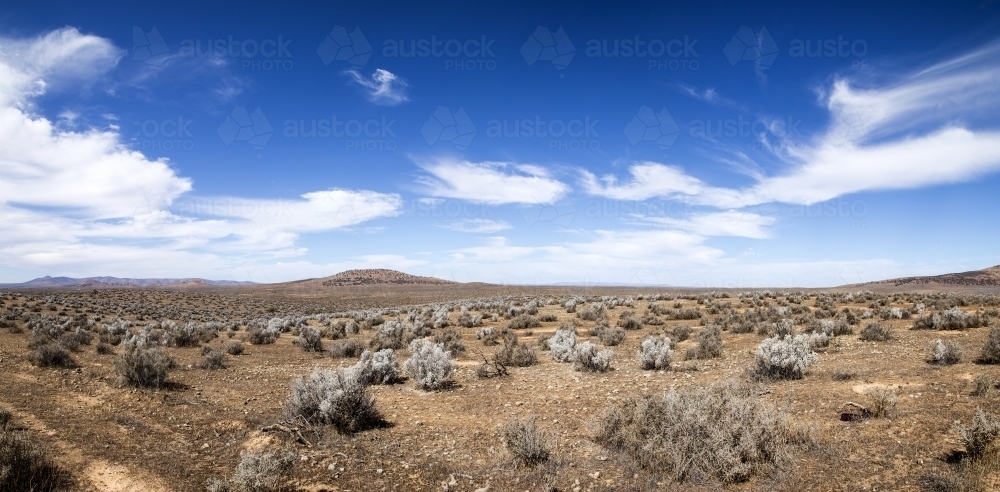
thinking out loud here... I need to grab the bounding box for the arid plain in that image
[3,269,1000,491]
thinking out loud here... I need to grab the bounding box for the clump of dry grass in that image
[0,407,71,491]
[859,322,892,342]
[593,380,792,484]
[501,417,550,467]
[956,408,1000,459]
[865,387,898,418]
[113,345,174,388]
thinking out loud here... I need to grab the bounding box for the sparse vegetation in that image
[328,339,365,358]
[113,344,174,388]
[859,322,893,342]
[865,387,898,418]
[572,341,613,372]
[501,417,550,467]
[638,335,672,370]
[224,341,245,355]
[956,408,1000,459]
[208,450,295,492]
[931,339,962,365]
[753,335,818,380]
[694,325,723,359]
[0,408,70,491]
[973,374,995,397]
[403,339,455,390]
[594,381,792,483]
[976,327,1000,364]
[197,348,227,370]
[287,367,385,433]
[495,337,538,367]
[293,326,323,352]
[507,314,541,330]
[28,343,75,368]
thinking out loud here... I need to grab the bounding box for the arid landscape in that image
[2,269,1000,491]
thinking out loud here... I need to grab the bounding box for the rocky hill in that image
[864,265,1000,287]
[320,269,456,287]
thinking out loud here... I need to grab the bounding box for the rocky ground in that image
[1,288,999,491]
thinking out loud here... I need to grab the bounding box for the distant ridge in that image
[1,276,256,288]
[863,265,1000,287]
[320,269,457,287]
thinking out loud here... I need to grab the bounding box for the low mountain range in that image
[4,266,1000,289]
[862,265,1000,287]
[0,276,256,288]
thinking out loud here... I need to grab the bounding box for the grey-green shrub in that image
[639,335,673,370]
[753,335,818,380]
[403,339,454,390]
[287,367,384,433]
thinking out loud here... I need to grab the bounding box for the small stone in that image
[377,468,384,474]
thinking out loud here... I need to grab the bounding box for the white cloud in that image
[0,29,401,280]
[344,68,409,106]
[438,218,512,233]
[417,157,570,204]
[585,41,1000,208]
[639,210,775,239]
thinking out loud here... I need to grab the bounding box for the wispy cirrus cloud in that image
[344,68,409,105]
[585,40,1000,208]
[416,157,570,205]
[438,218,512,233]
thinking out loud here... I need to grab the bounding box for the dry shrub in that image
[931,339,962,365]
[865,387,898,418]
[859,322,892,342]
[918,469,983,492]
[433,329,466,356]
[956,408,1000,458]
[293,326,323,352]
[638,335,672,370]
[495,338,538,367]
[695,325,723,359]
[593,381,791,484]
[28,343,75,368]
[977,327,1000,364]
[501,417,550,467]
[224,341,245,355]
[197,348,227,370]
[573,341,613,372]
[328,339,364,358]
[287,368,385,434]
[594,325,626,346]
[972,374,995,397]
[208,450,295,492]
[507,314,541,330]
[0,409,71,491]
[753,335,818,381]
[402,339,454,390]
[113,345,174,388]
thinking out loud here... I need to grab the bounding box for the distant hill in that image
[1,276,256,288]
[864,265,1000,287]
[319,269,457,287]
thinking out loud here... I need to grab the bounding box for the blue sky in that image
[1,0,1000,286]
